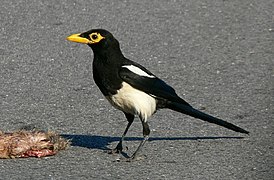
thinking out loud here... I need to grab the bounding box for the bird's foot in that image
[106,148,122,154]
[105,142,127,154]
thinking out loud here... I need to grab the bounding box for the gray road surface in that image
[0,0,273,179]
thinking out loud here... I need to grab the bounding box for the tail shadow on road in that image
[61,134,245,151]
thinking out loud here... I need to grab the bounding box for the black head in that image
[67,29,120,53]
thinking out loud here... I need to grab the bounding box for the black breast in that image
[92,59,123,96]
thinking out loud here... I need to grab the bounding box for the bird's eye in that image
[91,34,98,40]
[88,33,105,43]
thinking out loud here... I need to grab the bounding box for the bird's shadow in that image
[61,134,245,151]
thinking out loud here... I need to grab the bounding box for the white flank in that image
[122,65,155,78]
[106,82,156,121]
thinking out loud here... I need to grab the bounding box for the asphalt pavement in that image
[0,0,273,179]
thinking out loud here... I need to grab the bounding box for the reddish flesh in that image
[20,149,57,158]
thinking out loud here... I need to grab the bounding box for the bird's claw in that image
[106,148,122,154]
[106,144,128,154]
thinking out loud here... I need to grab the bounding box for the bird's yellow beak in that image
[66,33,90,44]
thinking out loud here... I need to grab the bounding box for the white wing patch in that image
[122,65,155,78]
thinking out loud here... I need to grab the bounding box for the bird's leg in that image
[107,113,134,154]
[127,120,150,161]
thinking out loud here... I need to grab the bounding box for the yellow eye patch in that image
[89,32,105,43]
[67,32,105,45]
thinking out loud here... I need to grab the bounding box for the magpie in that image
[67,29,249,161]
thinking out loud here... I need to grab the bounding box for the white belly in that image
[106,82,156,121]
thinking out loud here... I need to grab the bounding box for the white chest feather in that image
[106,82,156,121]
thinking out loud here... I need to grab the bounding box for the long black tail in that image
[166,102,249,134]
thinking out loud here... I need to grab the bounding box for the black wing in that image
[119,65,190,106]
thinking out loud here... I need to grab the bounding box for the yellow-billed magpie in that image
[67,29,249,161]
